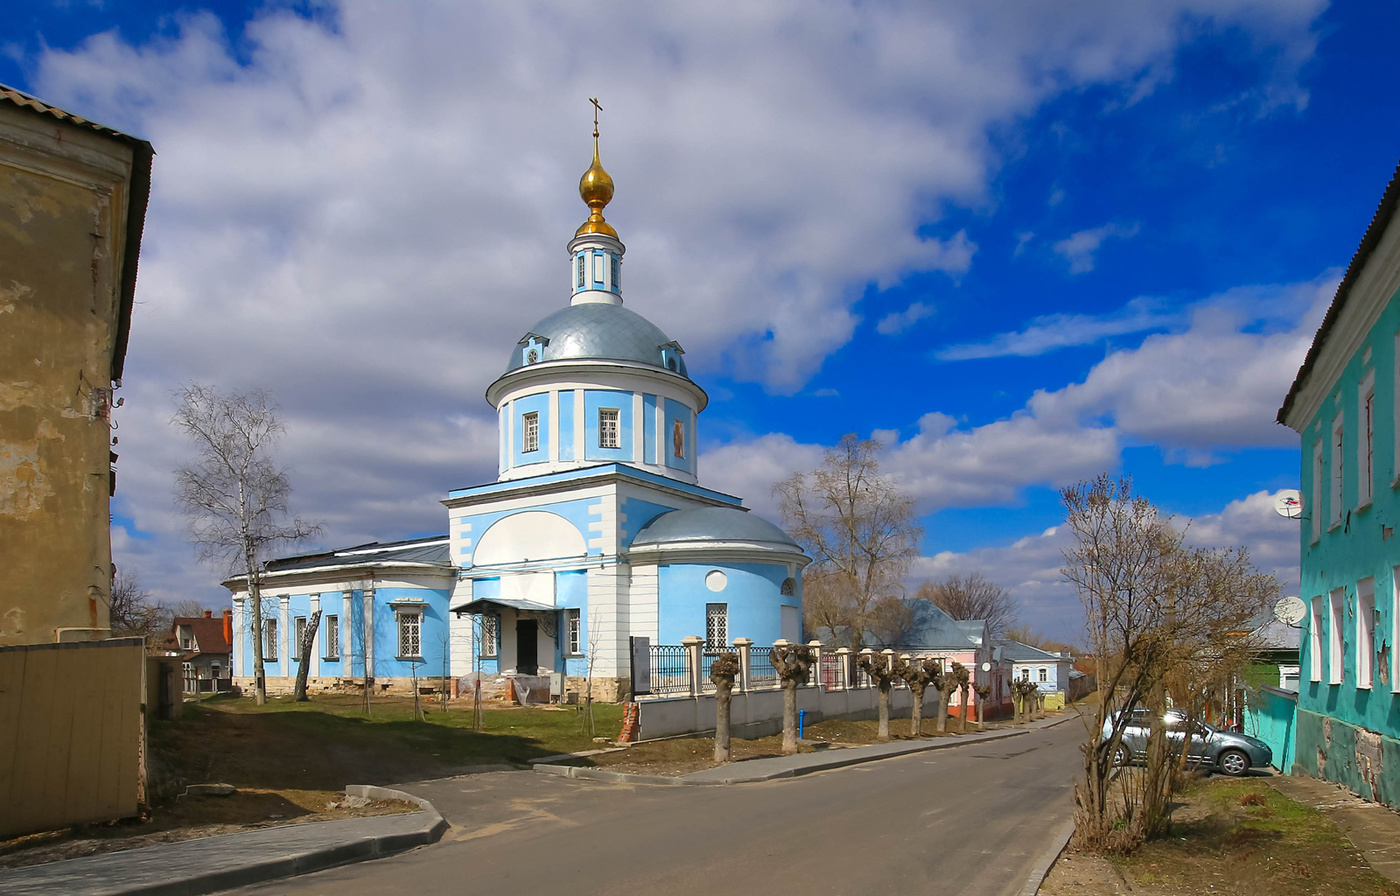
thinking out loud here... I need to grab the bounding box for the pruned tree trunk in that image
[771,644,813,756]
[293,609,322,701]
[710,652,740,763]
[936,685,950,732]
[876,682,891,740]
[781,678,800,754]
[910,682,926,737]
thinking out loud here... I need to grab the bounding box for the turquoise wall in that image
[1244,687,1297,774]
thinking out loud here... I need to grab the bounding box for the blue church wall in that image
[469,577,501,673]
[348,589,366,676]
[457,497,603,563]
[663,398,692,473]
[556,569,588,675]
[558,390,576,461]
[511,392,551,469]
[656,562,796,646]
[371,587,451,680]
[643,393,658,462]
[619,498,677,547]
[584,389,634,462]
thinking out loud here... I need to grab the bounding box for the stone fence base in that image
[638,685,957,740]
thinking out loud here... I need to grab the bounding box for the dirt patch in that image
[587,717,983,777]
[1041,777,1400,895]
[0,791,416,869]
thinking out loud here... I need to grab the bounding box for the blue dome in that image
[506,303,689,378]
[632,506,800,549]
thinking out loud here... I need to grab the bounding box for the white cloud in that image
[18,0,1326,602]
[1053,221,1141,274]
[876,301,936,336]
[935,296,1175,360]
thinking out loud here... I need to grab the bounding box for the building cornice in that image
[444,463,742,509]
[486,358,708,411]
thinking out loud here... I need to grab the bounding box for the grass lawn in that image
[1044,777,1400,895]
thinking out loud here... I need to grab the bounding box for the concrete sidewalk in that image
[1268,774,1400,885]
[0,785,447,896]
[537,710,1078,785]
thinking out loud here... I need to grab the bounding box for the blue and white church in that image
[228,132,809,702]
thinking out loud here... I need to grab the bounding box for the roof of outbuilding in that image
[170,616,231,656]
[630,506,800,549]
[0,84,153,382]
[504,302,690,378]
[1279,159,1400,426]
[995,639,1066,662]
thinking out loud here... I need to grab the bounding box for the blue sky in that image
[9,2,1399,641]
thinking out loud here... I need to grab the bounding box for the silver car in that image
[1102,708,1272,776]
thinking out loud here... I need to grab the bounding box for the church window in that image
[780,577,795,596]
[265,618,278,662]
[599,408,620,448]
[324,615,339,660]
[567,609,581,655]
[397,610,422,659]
[611,256,620,290]
[293,616,307,660]
[523,412,539,452]
[481,615,499,657]
[526,348,539,364]
[576,254,585,288]
[706,603,728,651]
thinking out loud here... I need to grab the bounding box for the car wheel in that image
[1218,749,1249,777]
[1112,745,1128,767]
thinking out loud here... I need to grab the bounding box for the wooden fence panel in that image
[0,638,144,838]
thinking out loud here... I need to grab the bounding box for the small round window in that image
[705,570,727,592]
[526,348,539,364]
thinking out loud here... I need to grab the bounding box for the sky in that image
[8,1,1399,643]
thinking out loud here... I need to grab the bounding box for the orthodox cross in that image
[590,96,602,139]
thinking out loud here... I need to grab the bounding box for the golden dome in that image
[576,138,617,238]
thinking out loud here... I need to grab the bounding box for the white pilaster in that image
[363,588,376,679]
[279,595,290,672]
[232,598,245,676]
[632,391,644,461]
[341,591,352,669]
[309,594,321,679]
[573,389,585,459]
[548,389,560,463]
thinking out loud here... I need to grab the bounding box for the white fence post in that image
[682,636,704,697]
[733,637,753,693]
[835,647,851,690]
[858,648,874,688]
[808,639,823,689]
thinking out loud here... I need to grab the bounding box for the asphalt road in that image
[227,719,1084,896]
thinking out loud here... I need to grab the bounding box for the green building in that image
[1279,160,1400,806]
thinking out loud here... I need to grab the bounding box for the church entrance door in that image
[516,619,538,674]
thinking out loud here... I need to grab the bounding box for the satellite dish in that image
[1274,596,1307,627]
[1274,489,1303,520]
[981,662,991,672]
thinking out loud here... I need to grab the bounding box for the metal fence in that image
[748,644,779,689]
[648,644,693,696]
[819,651,843,690]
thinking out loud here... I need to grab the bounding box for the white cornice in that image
[486,358,708,411]
[1286,212,1400,431]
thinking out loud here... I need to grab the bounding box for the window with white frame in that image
[397,610,422,659]
[1329,588,1345,684]
[1332,413,1345,527]
[265,617,278,662]
[576,254,585,288]
[293,616,307,661]
[599,408,620,448]
[1309,596,1323,682]
[481,614,499,657]
[1360,371,1375,507]
[706,603,728,651]
[611,256,620,290]
[1358,578,1375,689]
[567,608,581,655]
[1313,440,1324,541]
[324,614,339,659]
[1038,667,1048,682]
[523,412,539,453]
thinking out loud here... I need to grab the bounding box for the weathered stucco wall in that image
[0,102,139,644]
[1294,708,1400,809]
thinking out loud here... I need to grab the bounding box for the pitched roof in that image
[171,617,230,656]
[0,84,154,382]
[263,535,452,573]
[995,639,1067,662]
[1278,159,1400,425]
[892,599,985,651]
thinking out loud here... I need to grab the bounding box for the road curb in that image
[0,785,448,896]
[1017,816,1075,896]
[534,727,1029,785]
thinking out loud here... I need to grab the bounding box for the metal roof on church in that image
[504,302,690,378]
[264,536,452,572]
[631,506,800,548]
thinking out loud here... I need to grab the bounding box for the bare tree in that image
[775,435,922,650]
[896,656,940,737]
[974,682,991,726]
[858,650,898,740]
[710,652,741,763]
[771,643,814,755]
[932,663,950,733]
[172,384,321,706]
[949,661,971,732]
[1061,474,1276,851]
[109,569,166,638]
[914,573,1016,637]
[292,609,322,701]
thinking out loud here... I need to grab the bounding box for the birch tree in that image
[172,384,321,705]
[775,434,921,650]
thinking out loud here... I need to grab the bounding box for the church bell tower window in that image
[576,254,585,289]
[523,412,539,453]
[599,408,620,449]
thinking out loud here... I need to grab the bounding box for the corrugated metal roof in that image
[503,302,690,378]
[265,536,452,572]
[1278,159,1400,426]
[994,638,1065,662]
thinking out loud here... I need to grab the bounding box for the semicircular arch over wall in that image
[472,510,587,566]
